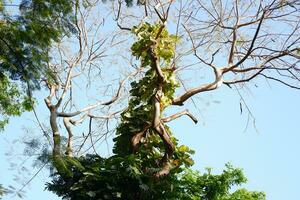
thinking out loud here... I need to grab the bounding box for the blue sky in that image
[1,78,300,200]
[174,81,300,200]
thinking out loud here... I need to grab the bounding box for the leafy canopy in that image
[0,0,76,130]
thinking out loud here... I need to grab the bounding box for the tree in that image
[0,0,77,130]
[1,0,300,199]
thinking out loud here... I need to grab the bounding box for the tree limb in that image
[162,109,198,124]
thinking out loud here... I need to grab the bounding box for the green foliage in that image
[222,189,266,200]
[113,23,189,172]
[47,22,265,200]
[131,22,178,66]
[52,155,85,178]
[47,155,264,200]
[0,0,75,86]
[0,74,34,131]
[0,0,76,130]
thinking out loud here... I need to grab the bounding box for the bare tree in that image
[39,0,299,173]
[39,1,142,159]
[6,0,299,193]
[174,0,300,99]
[115,0,300,176]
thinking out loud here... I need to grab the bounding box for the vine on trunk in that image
[47,22,266,200]
[113,22,195,177]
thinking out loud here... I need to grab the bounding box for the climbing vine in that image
[113,22,195,177]
[47,22,266,200]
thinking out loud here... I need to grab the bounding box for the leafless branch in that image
[162,109,198,124]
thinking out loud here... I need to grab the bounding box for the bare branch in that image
[260,74,300,90]
[223,10,266,72]
[115,0,132,31]
[162,109,198,124]
[172,68,223,105]
[57,69,139,117]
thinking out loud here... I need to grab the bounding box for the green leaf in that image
[178,145,190,152]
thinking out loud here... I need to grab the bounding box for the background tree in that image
[0,0,77,130]
[1,0,299,199]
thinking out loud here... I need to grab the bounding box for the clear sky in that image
[1,78,300,200]
[173,81,300,200]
